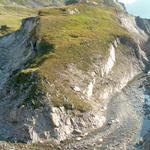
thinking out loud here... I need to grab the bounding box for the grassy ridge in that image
[36,4,129,76]
[10,4,130,112]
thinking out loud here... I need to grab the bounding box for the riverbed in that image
[58,73,150,150]
[0,73,150,150]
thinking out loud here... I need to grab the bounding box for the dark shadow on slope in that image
[25,39,55,68]
[37,39,55,56]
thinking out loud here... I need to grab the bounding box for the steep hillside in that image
[0,0,121,36]
[0,1,146,145]
[0,0,125,36]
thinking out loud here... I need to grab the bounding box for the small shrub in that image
[0,25,8,31]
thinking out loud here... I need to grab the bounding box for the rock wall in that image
[118,13,148,45]
[0,17,39,87]
[136,17,150,36]
[117,7,150,69]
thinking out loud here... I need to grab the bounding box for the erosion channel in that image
[59,73,150,150]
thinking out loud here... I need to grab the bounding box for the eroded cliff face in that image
[116,3,150,69]
[134,17,150,62]
[118,13,148,45]
[0,17,39,87]
[0,0,150,144]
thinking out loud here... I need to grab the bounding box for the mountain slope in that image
[8,3,131,111]
[0,2,145,144]
[0,0,150,148]
[0,0,122,36]
[0,0,118,7]
[0,0,125,36]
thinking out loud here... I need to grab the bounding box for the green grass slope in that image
[9,3,131,112]
[0,6,37,36]
[0,0,123,36]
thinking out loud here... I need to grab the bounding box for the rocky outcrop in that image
[118,13,148,45]
[0,0,150,145]
[101,42,116,76]
[0,17,39,87]
[0,29,143,143]
[113,0,126,11]
[116,4,150,69]
[136,17,150,36]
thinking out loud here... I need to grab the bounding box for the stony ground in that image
[58,73,146,150]
[0,73,149,150]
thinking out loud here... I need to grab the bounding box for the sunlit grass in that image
[9,3,131,112]
[0,6,37,36]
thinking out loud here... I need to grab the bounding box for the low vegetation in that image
[8,3,131,112]
[0,6,37,36]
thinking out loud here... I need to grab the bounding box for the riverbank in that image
[56,73,150,150]
[0,74,150,149]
